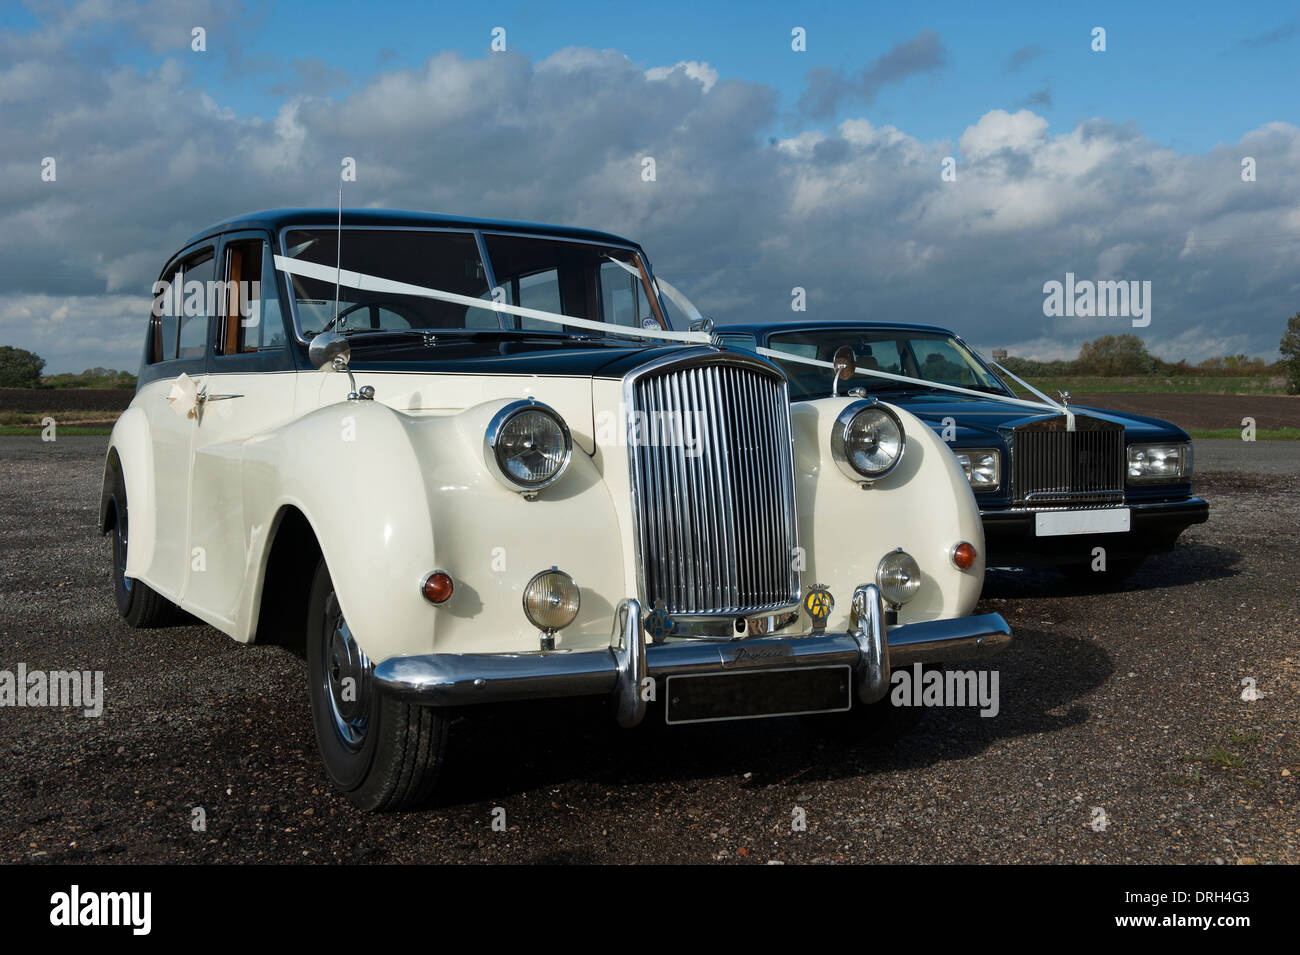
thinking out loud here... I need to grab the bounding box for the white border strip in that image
[273,255,712,345]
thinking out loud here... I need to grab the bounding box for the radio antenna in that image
[333,178,343,331]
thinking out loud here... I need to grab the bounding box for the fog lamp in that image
[523,568,581,633]
[876,549,921,606]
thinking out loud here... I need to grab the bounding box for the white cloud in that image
[0,15,1297,372]
[646,60,719,92]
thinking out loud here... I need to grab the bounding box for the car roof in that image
[720,320,959,338]
[180,208,643,250]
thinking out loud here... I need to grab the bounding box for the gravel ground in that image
[0,436,1295,864]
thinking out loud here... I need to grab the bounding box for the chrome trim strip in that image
[372,604,1012,721]
[980,499,1201,517]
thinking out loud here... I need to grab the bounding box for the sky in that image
[1,0,1297,372]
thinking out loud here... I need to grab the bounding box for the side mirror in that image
[308,331,371,401]
[309,331,351,371]
[831,345,857,397]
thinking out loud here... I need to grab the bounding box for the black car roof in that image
[181,208,642,250]
[721,320,960,338]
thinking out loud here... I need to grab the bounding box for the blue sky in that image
[2,0,1297,372]
[23,0,1294,154]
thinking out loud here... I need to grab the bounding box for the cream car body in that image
[102,210,1009,810]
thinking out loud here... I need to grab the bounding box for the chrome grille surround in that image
[1008,414,1125,506]
[624,348,801,621]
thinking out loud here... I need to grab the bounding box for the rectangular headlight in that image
[953,448,1001,490]
[1127,442,1192,482]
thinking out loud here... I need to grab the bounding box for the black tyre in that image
[107,469,181,628]
[306,559,449,811]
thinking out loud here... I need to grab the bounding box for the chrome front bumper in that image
[374,585,1012,728]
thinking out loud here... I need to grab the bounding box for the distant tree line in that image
[0,346,136,389]
[999,332,1291,386]
[5,316,1300,395]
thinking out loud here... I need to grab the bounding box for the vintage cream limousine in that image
[101,209,1011,810]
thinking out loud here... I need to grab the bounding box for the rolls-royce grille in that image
[628,359,799,617]
[1013,417,1125,505]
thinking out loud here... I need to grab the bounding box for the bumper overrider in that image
[374,585,1012,727]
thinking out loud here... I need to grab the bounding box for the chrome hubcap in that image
[324,610,371,750]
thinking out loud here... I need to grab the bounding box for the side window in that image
[909,338,976,385]
[598,260,656,328]
[719,333,758,352]
[177,249,215,359]
[515,269,562,331]
[150,263,182,363]
[217,240,287,354]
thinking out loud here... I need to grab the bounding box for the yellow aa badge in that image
[804,585,834,633]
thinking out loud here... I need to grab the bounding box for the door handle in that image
[197,391,243,403]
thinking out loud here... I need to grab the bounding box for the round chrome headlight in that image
[876,549,921,606]
[522,568,581,632]
[831,401,906,485]
[484,399,572,495]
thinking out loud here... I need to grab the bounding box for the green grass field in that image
[0,425,114,436]
[1186,427,1300,440]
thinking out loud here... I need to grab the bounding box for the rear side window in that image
[177,251,215,359]
[149,246,215,363]
[150,264,182,362]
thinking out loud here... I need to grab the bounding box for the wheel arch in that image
[248,504,323,654]
[99,408,157,578]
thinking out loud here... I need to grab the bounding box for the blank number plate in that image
[1035,508,1131,537]
[664,665,852,725]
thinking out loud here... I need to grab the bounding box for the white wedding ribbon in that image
[988,360,1075,430]
[273,255,712,345]
[754,346,1069,419]
[275,253,1071,424]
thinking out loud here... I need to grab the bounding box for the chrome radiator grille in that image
[1012,416,1125,505]
[627,356,799,617]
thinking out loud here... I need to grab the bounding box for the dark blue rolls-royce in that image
[715,321,1208,579]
